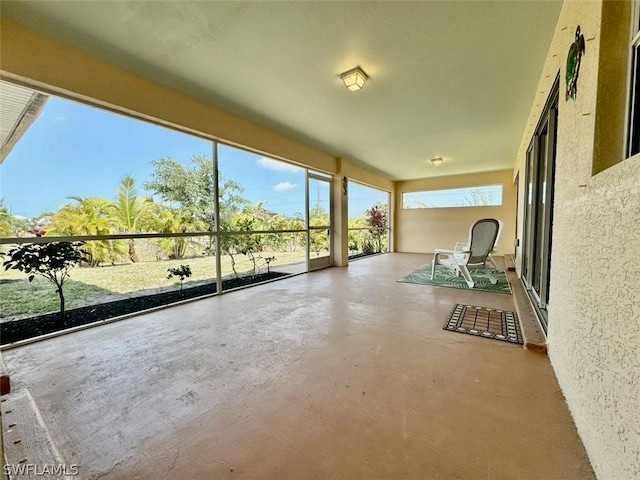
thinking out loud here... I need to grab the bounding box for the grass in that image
[1,247,308,321]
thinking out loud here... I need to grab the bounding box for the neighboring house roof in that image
[0,80,49,164]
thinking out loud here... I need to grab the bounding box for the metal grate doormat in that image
[444,304,523,345]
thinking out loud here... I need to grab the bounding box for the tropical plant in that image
[2,242,88,324]
[309,229,329,257]
[0,200,34,237]
[362,238,375,255]
[267,214,305,252]
[167,264,192,292]
[218,206,271,278]
[347,216,367,254]
[145,155,249,231]
[230,215,265,278]
[309,203,329,256]
[113,175,153,263]
[146,205,205,260]
[309,203,329,227]
[364,203,388,253]
[50,197,113,236]
[48,197,124,267]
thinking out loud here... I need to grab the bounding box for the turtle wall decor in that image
[566,25,585,101]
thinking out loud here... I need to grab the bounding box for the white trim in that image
[625,0,640,158]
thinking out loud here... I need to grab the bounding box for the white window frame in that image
[402,185,503,210]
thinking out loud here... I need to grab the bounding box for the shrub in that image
[2,242,88,324]
[167,264,192,291]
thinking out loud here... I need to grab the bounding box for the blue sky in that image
[0,96,387,220]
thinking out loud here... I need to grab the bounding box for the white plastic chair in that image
[454,219,503,270]
[431,218,501,288]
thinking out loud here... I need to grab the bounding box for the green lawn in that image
[1,249,307,321]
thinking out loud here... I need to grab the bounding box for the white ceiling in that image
[0,1,562,181]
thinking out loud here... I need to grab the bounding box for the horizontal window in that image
[402,185,503,209]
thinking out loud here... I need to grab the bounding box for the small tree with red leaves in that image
[364,203,388,254]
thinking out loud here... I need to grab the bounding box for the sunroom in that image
[0,1,638,480]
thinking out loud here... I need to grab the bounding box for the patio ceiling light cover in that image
[341,66,368,91]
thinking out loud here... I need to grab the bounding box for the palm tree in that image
[113,175,151,263]
[0,199,32,237]
[48,197,123,266]
[0,207,12,237]
[146,205,205,260]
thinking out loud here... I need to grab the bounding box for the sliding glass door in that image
[522,79,558,332]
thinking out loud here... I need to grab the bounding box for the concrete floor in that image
[1,253,594,480]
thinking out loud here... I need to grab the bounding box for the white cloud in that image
[257,157,299,173]
[274,182,297,192]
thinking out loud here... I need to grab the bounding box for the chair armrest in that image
[454,242,468,251]
[435,248,469,254]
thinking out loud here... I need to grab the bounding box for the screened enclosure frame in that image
[346,179,391,260]
[0,78,339,311]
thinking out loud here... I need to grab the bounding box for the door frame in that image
[306,171,332,271]
[521,76,559,333]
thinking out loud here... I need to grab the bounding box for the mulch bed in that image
[1,271,290,345]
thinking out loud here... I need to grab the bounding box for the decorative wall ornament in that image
[566,25,585,101]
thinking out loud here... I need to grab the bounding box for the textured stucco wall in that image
[514,2,640,479]
[394,169,516,255]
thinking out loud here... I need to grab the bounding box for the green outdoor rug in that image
[398,264,512,295]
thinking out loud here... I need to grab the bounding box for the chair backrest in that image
[493,219,504,251]
[467,218,500,265]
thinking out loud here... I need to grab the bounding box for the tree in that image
[146,205,205,260]
[348,216,367,254]
[48,197,124,267]
[3,242,88,324]
[0,200,34,237]
[167,264,192,293]
[309,203,330,257]
[220,211,265,278]
[0,212,9,237]
[365,202,388,253]
[113,175,153,263]
[145,155,249,231]
[266,214,305,252]
[460,188,495,206]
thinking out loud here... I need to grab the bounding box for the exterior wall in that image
[394,169,516,255]
[514,2,640,479]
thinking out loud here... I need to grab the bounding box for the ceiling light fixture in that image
[340,66,368,91]
[431,157,444,167]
